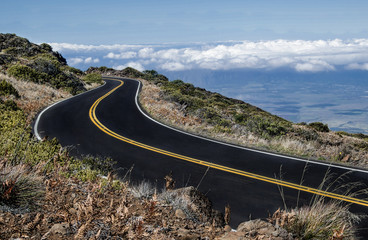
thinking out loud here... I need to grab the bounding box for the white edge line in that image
[34,82,107,140]
[128,78,368,175]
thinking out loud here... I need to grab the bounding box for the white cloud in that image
[49,43,146,52]
[104,51,137,59]
[69,57,84,65]
[346,63,368,70]
[53,39,368,72]
[69,57,99,65]
[114,62,145,72]
[295,60,335,72]
[160,62,188,71]
[138,48,155,58]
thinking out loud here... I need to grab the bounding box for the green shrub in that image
[39,43,52,52]
[78,155,115,175]
[244,116,290,137]
[7,64,85,95]
[354,141,368,151]
[0,102,115,184]
[119,67,144,78]
[0,80,19,98]
[234,113,248,123]
[308,122,330,132]
[2,47,19,56]
[30,57,61,76]
[0,99,20,111]
[86,66,114,74]
[143,70,168,82]
[27,53,60,63]
[63,66,84,76]
[64,155,115,182]
[83,73,103,85]
[98,66,114,72]
[7,64,47,84]
[295,127,320,141]
[336,131,368,140]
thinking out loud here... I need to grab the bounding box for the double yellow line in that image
[89,79,368,207]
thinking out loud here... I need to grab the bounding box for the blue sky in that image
[2,0,368,44]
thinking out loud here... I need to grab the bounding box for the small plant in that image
[130,180,156,198]
[0,163,44,209]
[270,200,360,239]
[272,164,364,239]
[158,188,197,221]
[164,171,176,190]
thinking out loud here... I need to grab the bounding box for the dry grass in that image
[270,200,360,239]
[139,79,203,128]
[0,73,71,122]
[0,172,226,239]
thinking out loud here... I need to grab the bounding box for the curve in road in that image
[89,78,368,207]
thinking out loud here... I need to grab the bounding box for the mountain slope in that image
[0,33,85,94]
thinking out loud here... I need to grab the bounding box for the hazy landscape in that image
[1,1,368,239]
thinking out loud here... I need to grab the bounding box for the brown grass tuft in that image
[270,200,361,239]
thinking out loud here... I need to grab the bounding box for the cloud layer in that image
[51,39,368,72]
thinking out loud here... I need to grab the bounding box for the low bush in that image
[83,73,103,85]
[7,64,47,84]
[119,67,144,78]
[7,64,85,95]
[143,69,168,82]
[294,127,320,141]
[0,79,20,98]
[0,99,20,111]
[64,66,84,76]
[308,122,330,132]
[337,131,368,140]
[236,115,291,138]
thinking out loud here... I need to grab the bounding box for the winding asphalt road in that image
[34,77,368,237]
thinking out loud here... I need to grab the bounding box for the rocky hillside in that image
[0,33,85,95]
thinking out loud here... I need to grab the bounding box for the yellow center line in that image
[89,79,368,207]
